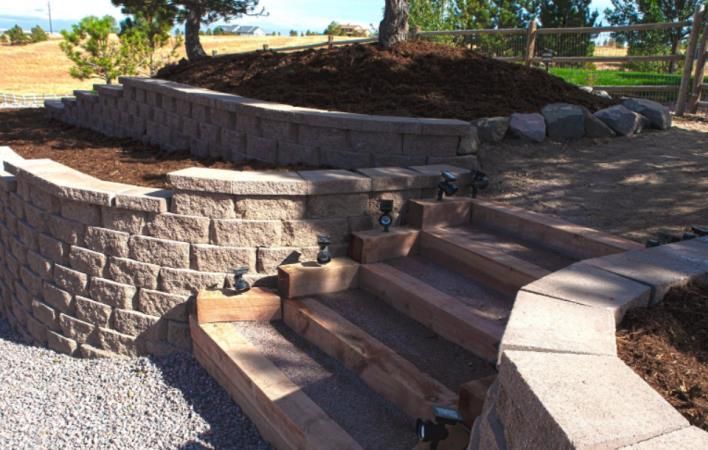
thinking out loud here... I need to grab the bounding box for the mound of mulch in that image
[156,41,616,121]
[617,283,708,431]
[0,109,321,189]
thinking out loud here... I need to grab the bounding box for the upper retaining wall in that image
[469,239,708,449]
[0,143,476,358]
[45,77,480,170]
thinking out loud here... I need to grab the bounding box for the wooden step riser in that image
[420,232,545,293]
[359,264,502,362]
[283,298,458,420]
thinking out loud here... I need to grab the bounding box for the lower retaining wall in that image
[0,145,475,358]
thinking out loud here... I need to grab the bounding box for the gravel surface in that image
[0,316,271,450]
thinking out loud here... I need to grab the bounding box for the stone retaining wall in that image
[0,145,474,358]
[45,78,480,170]
[469,239,708,449]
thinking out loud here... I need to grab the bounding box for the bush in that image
[5,25,29,45]
[30,26,49,43]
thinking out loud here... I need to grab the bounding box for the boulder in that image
[458,126,480,155]
[594,105,643,136]
[622,98,671,130]
[579,86,593,93]
[509,113,546,143]
[541,103,586,140]
[473,117,510,143]
[583,109,616,138]
[593,90,612,100]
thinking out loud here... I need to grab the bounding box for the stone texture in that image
[356,167,431,191]
[499,351,688,449]
[306,193,369,219]
[84,226,130,257]
[583,108,616,138]
[106,256,160,289]
[42,282,73,313]
[541,103,585,140]
[211,219,282,247]
[32,300,58,330]
[79,344,115,359]
[69,246,107,277]
[158,267,226,295]
[97,327,138,356]
[500,291,617,359]
[47,330,78,355]
[26,250,53,279]
[47,214,85,245]
[257,247,308,274]
[473,117,509,143]
[234,197,307,220]
[168,167,309,196]
[619,427,708,449]
[129,235,190,269]
[145,213,210,243]
[53,264,88,296]
[191,244,256,272]
[623,98,671,130]
[509,113,546,143]
[137,289,191,317]
[26,314,48,343]
[114,187,171,213]
[60,199,101,225]
[282,219,350,246]
[113,308,158,336]
[522,262,652,323]
[594,105,643,136]
[101,207,146,234]
[171,191,235,219]
[88,277,137,310]
[39,233,69,265]
[299,170,373,195]
[75,295,112,327]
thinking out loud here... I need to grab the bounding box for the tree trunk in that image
[668,34,680,74]
[185,8,207,61]
[379,0,409,49]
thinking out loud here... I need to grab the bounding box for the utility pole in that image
[48,1,53,34]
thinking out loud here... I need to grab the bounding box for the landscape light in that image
[233,267,251,293]
[415,406,465,450]
[316,235,332,265]
[471,170,489,198]
[378,199,394,232]
[437,171,459,201]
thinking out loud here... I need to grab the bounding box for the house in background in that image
[221,25,266,36]
[339,24,369,37]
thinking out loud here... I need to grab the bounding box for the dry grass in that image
[593,45,629,57]
[0,35,346,95]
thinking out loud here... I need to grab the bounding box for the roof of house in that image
[221,25,263,34]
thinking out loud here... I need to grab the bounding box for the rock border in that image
[469,239,708,449]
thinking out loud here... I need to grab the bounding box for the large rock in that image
[473,117,510,143]
[541,103,585,140]
[583,109,616,138]
[623,98,671,130]
[509,113,546,143]
[594,105,643,136]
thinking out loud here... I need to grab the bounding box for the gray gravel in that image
[0,316,271,450]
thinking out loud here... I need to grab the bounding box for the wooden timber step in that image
[420,224,576,293]
[283,292,495,420]
[359,263,505,362]
[191,318,418,450]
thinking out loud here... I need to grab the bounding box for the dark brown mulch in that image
[0,108,322,189]
[156,41,616,121]
[617,283,708,431]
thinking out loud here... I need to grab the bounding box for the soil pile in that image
[156,41,615,120]
[617,284,708,431]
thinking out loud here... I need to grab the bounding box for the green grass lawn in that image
[549,67,682,87]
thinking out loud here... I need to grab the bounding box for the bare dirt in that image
[0,108,322,188]
[156,41,615,120]
[617,284,708,431]
[481,115,708,242]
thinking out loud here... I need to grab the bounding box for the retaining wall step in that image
[359,263,504,362]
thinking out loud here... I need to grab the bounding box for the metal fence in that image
[416,6,708,115]
[0,92,69,108]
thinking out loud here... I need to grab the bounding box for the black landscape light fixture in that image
[437,171,459,201]
[415,406,465,450]
[378,199,394,232]
[470,170,489,198]
[317,235,332,265]
[233,267,251,293]
[542,48,554,72]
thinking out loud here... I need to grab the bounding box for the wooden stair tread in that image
[359,263,504,362]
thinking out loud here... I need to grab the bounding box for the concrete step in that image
[359,262,505,362]
[283,294,465,420]
[191,318,418,450]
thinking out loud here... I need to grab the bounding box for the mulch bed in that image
[0,108,321,189]
[617,283,708,431]
[157,41,616,121]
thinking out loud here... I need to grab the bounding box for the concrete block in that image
[145,213,210,244]
[47,214,85,245]
[299,124,349,149]
[42,282,73,313]
[158,267,226,295]
[619,427,708,449]
[101,207,147,235]
[137,289,191,317]
[319,149,372,169]
[522,262,652,323]
[356,167,431,191]
[32,299,58,330]
[256,247,308,274]
[24,203,47,231]
[282,219,349,246]
[299,169,372,195]
[113,309,159,336]
[106,256,160,290]
[260,118,298,142]
[212,219,282,247]
[350,130,403,154]
[234,196,307,220]
[171,191,236,219]
[17,220,38,250]
[21,266,43,296]
[246,136,278,163]
[47,330,78,355]
[168,167,309,196]
[26,314,48,344]
[277,142,319,166]
[53,264,88,296]
[97,327,138,356]
[69,246,107,277]
[84,227,130,258]
[306,193,369,219]
[75,295,112,327]
[60,199,101,225]
[114,187,171,213]
[403,135,459,157]
[88,277,137,310]
[78,344,115,359]
[191,244,256,273]
[129,235,190,269]
[27,250,53,279]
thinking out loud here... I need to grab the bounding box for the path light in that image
[233,267,251,293]
[471,170,489,198]
[316,235,332,265]
[415,406,465,450]
[437,171,459,201]
[542,48,555,72]
[378,199,394,232]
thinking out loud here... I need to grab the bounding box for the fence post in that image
[676,5,704,115]
[525,18,538,67]
[688,21,708,113]
[328,35,334,49]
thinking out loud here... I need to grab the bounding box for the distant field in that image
[0,35,349,95]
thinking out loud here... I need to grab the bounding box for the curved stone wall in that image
[0,144,475,358]
[469,239,708,449]
[45,78,480,170]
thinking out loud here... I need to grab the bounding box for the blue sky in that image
[0,0,616,34]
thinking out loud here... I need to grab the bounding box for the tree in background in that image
[605,0,703,73]
[0,34,7,45]
[324,21,343,35]
[380,0,410,48]
[30,26,49,43]
[289,29,298,36]
[120,12,184,76]
[408,0,451,31]
[60,16,139,84]
[534,0,599,58]
[5,25,30,45]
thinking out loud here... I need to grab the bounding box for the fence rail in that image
[0,92,69,108]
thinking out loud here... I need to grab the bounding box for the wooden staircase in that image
[190,197,641,450]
